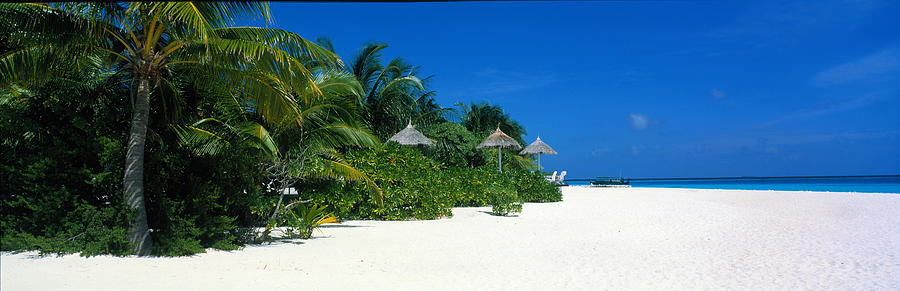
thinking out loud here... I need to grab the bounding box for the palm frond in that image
[147,2,270,44]
[0,45,57,87]
[315,37,336,53]
[350,43,388,92]
[235,121,279,158]
[183,62,302,128]
[377,75,423,97]
[303,122,379,153]
[319,156,383,206]
[213,27,342,70]
[172,121,232,156]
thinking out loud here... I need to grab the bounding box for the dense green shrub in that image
[299,144,562,220]
[420,122,485,168]
[0,74,263,257]
[142,147,263,256]
[509,171,563,203]
[301,143,455,220]
[442,168,562,205]
[487,185,523,216]
[1,81,133,256]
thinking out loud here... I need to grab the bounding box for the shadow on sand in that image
[477,210,520,217]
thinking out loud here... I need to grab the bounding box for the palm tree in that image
[456,102,536,171]
[174,69,382,234]
[349,42,451,139]
[457,102,527,145]
[0,2,340,255]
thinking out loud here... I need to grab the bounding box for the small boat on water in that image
[590,177,631,187]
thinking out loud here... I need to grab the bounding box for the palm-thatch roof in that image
[476,127,522,150]
[520,136,557,155]
[387,122,434,147]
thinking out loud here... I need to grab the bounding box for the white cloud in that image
[814,47,900,86]
[628,113,657,130]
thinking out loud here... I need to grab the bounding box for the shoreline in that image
[3,187,899,290]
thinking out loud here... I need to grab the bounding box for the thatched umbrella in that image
[520,136,557,170]
[476,126,522,172]
[387,122,434,147]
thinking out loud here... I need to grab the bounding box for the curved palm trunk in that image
[124,75,153,256]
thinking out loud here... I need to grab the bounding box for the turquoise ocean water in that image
[567,176,900,194]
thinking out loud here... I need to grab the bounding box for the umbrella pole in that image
[498,148,502,172]
[537,153,541,171]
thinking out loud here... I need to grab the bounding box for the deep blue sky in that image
[261,0,900,178]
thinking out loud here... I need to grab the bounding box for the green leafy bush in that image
[488,185,523,216]
[1,73,262,257]
[509,171,563,203]
[302,143,455,220]
[443,168,562,205]
[300,144,562,220]
[143,148,262,256]
[0,83,133,256]
[420,122,484,168]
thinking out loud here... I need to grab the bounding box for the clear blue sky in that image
[262,0,900,178]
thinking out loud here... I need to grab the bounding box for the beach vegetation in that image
[283,203,339,239]
[348,42,452,141]
[458,102,526,145]
[0,2,342,256]
[172,67,382,242]
[300,143,560,220]
[488,185,523,216]
[0,2,561,257]
[419,122,485,168]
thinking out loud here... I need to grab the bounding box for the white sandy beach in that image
[3,187,899,290]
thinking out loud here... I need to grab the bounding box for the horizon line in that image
[565,174,900,181]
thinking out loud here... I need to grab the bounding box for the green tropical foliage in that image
[488,185,523,216]
[458,102,527,144]
[420,122,485,168]
[299,143,560,220]
[0,63,263,256]
[172,68,383,220]
[456,102,536,171]
[1,2,343,256]
[0,77,132,256]
[0,2,562,257]
[349,42,451,139]
[284,204,339,239]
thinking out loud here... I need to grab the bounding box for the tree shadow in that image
[477,210,520,217]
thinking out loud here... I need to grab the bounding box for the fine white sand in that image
[3,187,899,290]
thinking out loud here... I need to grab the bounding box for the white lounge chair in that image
[281,187,298,195]
[557,171,567,184]
[545,171,558,182]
